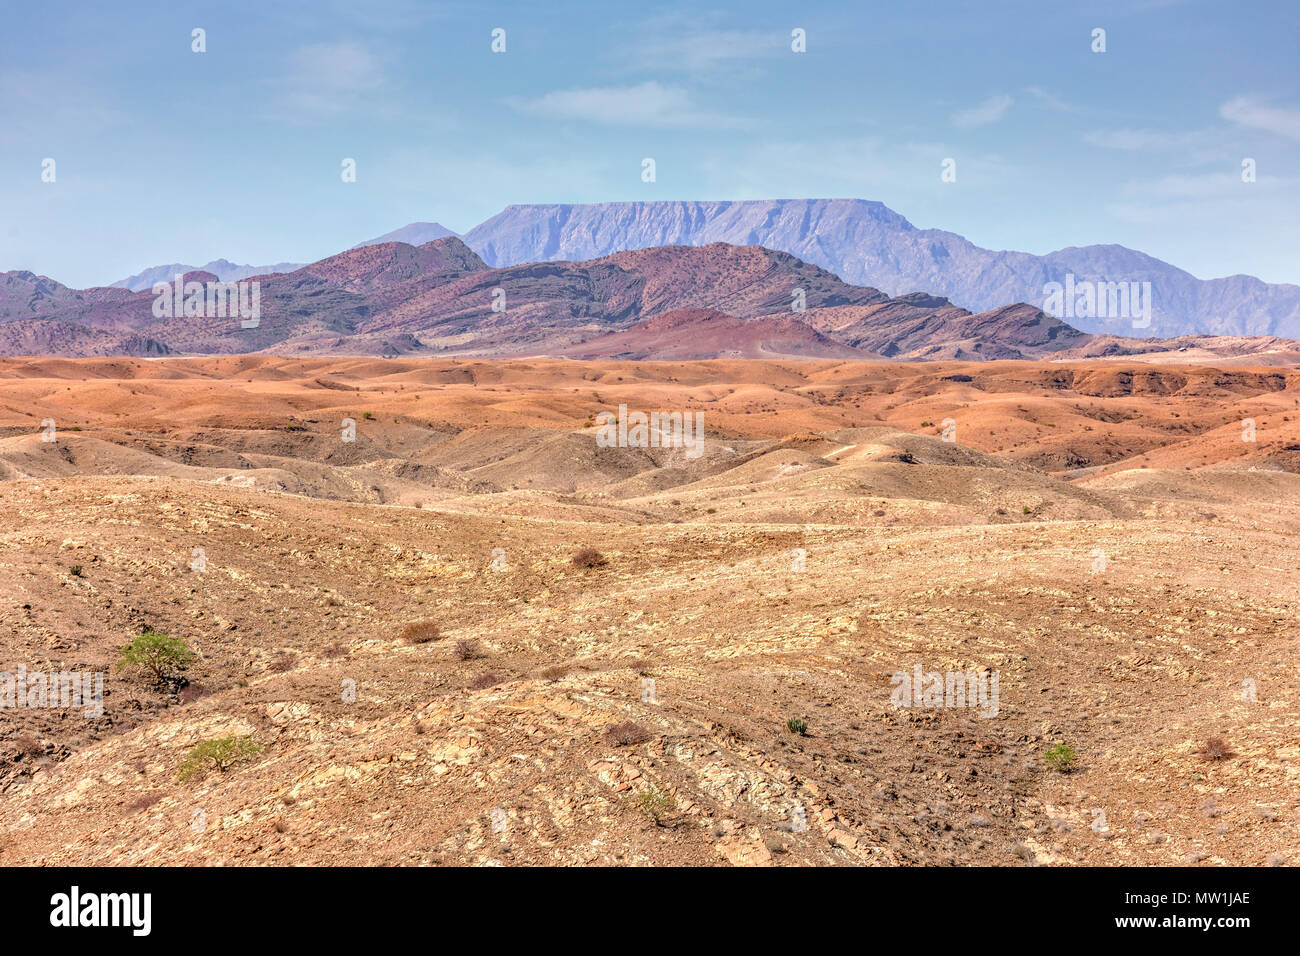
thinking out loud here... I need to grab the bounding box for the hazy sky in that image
[2,0,1297,288]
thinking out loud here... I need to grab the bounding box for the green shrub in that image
[1045,744,1076,773]
[178,737,263,781]
[118,629,195,684]
[787,716,808,736]
[634,785,676,826]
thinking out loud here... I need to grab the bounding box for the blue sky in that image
[2,0,1297,288]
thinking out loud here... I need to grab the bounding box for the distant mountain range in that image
[109,223,460,291]
[4,236,1295,362]
[462,200,1300,339]
[111,258,307,292]
[351,222,457,250]
[101,199,1300,339]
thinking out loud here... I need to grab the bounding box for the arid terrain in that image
[0,355,1297,866]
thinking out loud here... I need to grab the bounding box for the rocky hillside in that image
[1,237,1295,362]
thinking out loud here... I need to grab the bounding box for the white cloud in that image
[1024,87,1075,113]
[1220,95,1300,142]
[1105,170,1296,225]
[610,13,783,75]
[281,43,387,117]
[511,82,744,128]
[951,94,1013,129]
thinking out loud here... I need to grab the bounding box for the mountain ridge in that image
[4,236,1296,364]
[111,258,306,292]
[99,199,1300,338]
[460,199,1300,338]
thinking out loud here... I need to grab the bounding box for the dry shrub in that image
[540,664,570,681]
[322,642,349,659]
[454,639,487,661]
[268,652,297,673]
[1199,737,1233,762]
[13,735,42,759]
[400,621,442,645]
[468,671,503,691]
[571,548,608,569]
[604,721,650,747]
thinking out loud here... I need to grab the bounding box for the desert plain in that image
[0,354,1296,866]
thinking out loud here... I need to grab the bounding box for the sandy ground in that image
[0,356,1296,866]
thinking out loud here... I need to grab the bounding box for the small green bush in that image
[1045,744,1076,773]
[178,737,263,781]
[635,785,676,826]
[118,630,195,684]
[787,716,808,736]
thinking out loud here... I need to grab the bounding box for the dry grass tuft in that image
[1199,737,1233,762]
[400,621,442,645]
[604,721,651,747]
[571,548,608,569]
[454,639,487,661]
